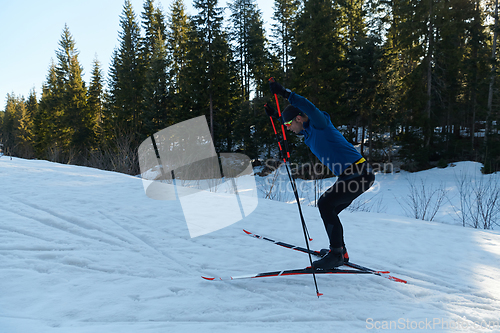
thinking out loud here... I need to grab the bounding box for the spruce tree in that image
[108,0,144,140]
[466,1,490,149]
[141,0,169,135]
[35,60,60,158]
[246,8,275,98]
[227,0,276,158]
[191,0,225,138]
[229,0,272,99]
[56,24,92,156]
[1,94,24,155]
[142,32,169,135]
[271,0,299,84]
[183,0,239,150]
[338,0,374,141]
[88,56,104,141]
[18,88,38,157]
[0,110,3,144]
[166,0,190,125]
[291,0,343,109]
[142,0,167,60]
[229,0,254,100]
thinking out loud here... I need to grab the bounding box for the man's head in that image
[283,105,308,134]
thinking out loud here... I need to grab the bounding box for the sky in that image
[0,0,275,109]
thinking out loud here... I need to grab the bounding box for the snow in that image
[1,157,500,332]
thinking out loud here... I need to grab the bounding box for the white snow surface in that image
[1,157,500,332]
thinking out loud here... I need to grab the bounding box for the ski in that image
[242,229,407,284]
[202,266,374,281]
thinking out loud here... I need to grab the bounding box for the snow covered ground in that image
[1,157,500,332]
[257,161,500,227]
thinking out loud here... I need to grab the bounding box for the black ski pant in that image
[317,164,375,249]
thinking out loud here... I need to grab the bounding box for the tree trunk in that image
[360,124,365,157]
[425,0,434,148]
[486,0,499,147]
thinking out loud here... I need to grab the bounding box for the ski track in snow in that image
[1,158,500,333]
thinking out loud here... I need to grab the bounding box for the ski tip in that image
[317,292,323,297]
[390,276,408,284]
[201,276,215,281]
[375,271,408,284]
[243,229,251,235]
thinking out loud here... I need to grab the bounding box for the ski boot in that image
[319,247,349,263]
[312,247,345,269]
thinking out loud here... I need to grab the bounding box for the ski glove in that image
[264,103,279,118]
[269,80,291,99]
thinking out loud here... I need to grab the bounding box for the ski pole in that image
[268,78,313,242]
[268,77,322,297]
[267,108,286,164]
[270,83,290,161]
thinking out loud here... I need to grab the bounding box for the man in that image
[266,80,375,269]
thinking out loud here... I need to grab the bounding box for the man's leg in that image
[317,174,375,248]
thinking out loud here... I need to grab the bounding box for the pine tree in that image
[142,32,169,135]
[346,35,384,158]
[166,0,191,128]
[391,0,438,151]
[271,0,299,84]
[434,0,483,139]
[191,0,225,138]
[1,94,24,155]
[372,0,405,139]
[181,0,239,150]
[247,8,275,98]
[0,111,3,147]
[88,56,104,140]
[56,24,92,156]
[141,0,170,136]
[35,60,61,158]
[18,88,38,157]
[229,0,254,100]
[33,25,93,161]
[226,0,276,157]
[291,0,343,109]
[485,0,498,148]
[142,0,167,60]
[339,0,368,121]
[229,0,272,99]
[107,0,144,140]
[167,0,190,97]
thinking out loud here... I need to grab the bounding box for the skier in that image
[266,80,375,269]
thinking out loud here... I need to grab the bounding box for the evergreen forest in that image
[1,0,500,175]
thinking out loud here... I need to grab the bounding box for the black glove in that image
[264,103,279,118]
[269,80,291,99]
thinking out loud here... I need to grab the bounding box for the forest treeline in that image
[1,0,500,175]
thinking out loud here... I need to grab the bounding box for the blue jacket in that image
[289,92,363,176]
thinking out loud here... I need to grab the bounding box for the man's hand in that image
[269,80,291,99]
[264,103,279,118]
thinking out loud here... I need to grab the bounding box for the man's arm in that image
[288,92,328,129]
[269,79,328,129]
